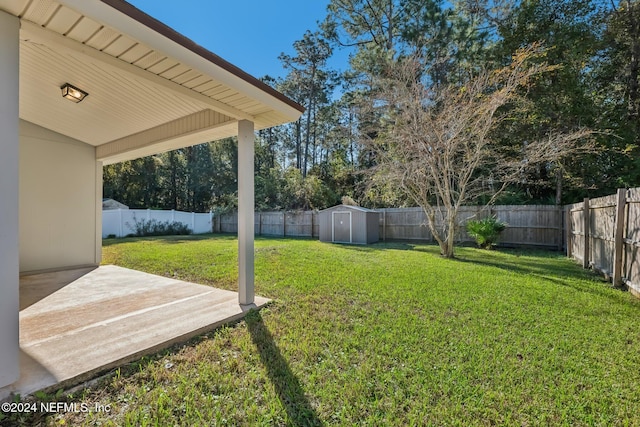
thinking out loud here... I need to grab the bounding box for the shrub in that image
[466,216,507,249]
[128,218,192,237]
[341,195,359,206]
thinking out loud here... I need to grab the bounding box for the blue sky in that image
[127,0,350,80]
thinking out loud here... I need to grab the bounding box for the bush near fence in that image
[213,205,565,249]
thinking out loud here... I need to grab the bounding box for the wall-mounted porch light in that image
[60,83,88,103]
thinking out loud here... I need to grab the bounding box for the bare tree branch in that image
[362,44,596,258]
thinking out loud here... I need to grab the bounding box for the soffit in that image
[0,0,302,150]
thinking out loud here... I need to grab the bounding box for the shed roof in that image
[0,0,303,164]
[320,205,378,213]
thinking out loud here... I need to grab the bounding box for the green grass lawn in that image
[11,235,640,426]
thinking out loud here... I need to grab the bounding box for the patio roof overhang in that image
[0,0,303,164]
[0,0,302,393]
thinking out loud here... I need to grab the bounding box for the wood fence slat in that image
[566,206,572,258]
[583,198,590,269]
[623,238,640,247]
[613,188,626,287]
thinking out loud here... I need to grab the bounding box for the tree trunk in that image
[170,153,178,210]
[303,69,316,178]
[555,166,563,205]
[311,107,318,168]
[349,110,356,165]
[444,211,457,258]
[423,207,455,258]
[295,119,302,170]
[627,0,640,139]
[387,0,394,54]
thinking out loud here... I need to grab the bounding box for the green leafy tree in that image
[162,149,187,210]
[103,156,162,209]
[184,144,216,212]
[280,31,336,177]
[593,0,640,188]
[323,0,400,65]
[401,0,490,85]
[494,0,612,203]
[281,167,337,210]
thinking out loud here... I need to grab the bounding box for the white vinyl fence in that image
[102,209,213,238]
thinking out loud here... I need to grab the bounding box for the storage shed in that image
[102,198,129,210]
[319,205,380,244]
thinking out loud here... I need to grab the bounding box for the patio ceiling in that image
[0,0,303,164]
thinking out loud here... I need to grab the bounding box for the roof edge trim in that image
[97,0,304,114]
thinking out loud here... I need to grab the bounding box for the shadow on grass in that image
[454,251,595,279]
[246,311,322,426]
[102,233,235,246]
[527,273,637,304]
[329,241,417,252]
[452,252,637,303]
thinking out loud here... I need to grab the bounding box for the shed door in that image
[332,211,352,243]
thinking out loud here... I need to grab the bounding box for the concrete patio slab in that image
[0,265,269,401]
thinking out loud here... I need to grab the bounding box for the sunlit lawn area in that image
[13,235,640,426]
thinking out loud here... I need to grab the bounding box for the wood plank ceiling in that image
[0,0,302,161]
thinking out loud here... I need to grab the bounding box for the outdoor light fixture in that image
[60,83,88,103]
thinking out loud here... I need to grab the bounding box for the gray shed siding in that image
[318,205,379,244]
[365,211,379,243]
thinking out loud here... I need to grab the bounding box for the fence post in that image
[383,210,386,242]
[612,188,627,288]
[566,206,572,258]
[558,206,563,252]
[583,197,590,269]
[191,212,195,232]
[283,212,286,237]
[118,208,123,238]
[258,213,262,236]
[310,211,315,238]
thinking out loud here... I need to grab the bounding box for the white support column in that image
[0,10,21,388]
[237,120,255,305]
[95,160,103,265]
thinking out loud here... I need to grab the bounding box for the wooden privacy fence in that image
[377,206,564,249]
[214,205,565,249]
[567,188,640,296]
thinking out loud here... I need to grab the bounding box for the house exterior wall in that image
[0,9,21,389]
[19,120,100,273]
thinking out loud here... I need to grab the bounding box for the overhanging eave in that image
[98,110,235,165]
